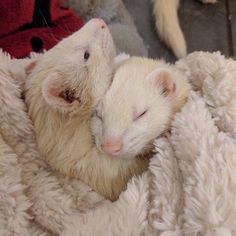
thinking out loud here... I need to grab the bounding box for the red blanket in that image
[0,0,83,58]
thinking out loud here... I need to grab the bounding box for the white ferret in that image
[92,56,190,161]
[26,19,190,200]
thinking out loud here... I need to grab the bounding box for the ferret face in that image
[92,57,176,159]
[28,19,116,116]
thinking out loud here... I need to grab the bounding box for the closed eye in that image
[133,109,148,121]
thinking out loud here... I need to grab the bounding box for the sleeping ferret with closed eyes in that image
[91,56,190,175]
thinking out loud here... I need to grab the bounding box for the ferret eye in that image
[95,110,103,121]
[134,109,148,121]
[84,50,90,61]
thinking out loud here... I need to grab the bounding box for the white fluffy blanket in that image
[0,51,236,236]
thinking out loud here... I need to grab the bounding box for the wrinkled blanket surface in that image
[0,51,236,236]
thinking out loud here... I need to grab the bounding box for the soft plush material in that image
[0,50,236,236]
[0,0,83,58]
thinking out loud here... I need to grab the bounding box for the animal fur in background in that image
[152,0,217,58]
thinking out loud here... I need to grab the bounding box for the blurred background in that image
[124,0,236,62]
[0,0,235,62]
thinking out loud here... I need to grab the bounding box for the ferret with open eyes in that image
[25,19,190,201]
[25,19,144,200]
[25,18,118,194]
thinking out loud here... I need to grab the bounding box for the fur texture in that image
[1,51,236,235]
[152,0,217,59]
[92,57,190,159]
[152,0,187,59]
[0,49,106,235]
[25,20,149,201]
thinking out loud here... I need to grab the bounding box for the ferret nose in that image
[90,18,107,29]
[101,138,123,156]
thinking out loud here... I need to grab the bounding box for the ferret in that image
[25,19,146,201]
[89,55,191,199]
[25,19,189,201]
[25,19,118,195]
[25,19,148,200]
[92,56,190,165]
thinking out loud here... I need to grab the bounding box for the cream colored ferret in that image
[26,19,148,200]
[25,19,116,192]
[92,56,190,161]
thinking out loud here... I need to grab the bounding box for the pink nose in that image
[101,138,123,156]
[90,18,107,29]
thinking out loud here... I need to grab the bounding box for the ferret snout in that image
[101,137,123,156]
[90,18,107,30]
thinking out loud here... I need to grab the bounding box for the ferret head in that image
[26,18,116,117]
[92,57,177,159]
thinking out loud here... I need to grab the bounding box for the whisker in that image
[39,10,60,43]
[127,136,143,152]
[57,21,73,35]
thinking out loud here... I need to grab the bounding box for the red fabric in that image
[50,0,72,21]
[0,0,35,37]
[0,0,84,58]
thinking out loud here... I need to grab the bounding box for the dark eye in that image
[84,50,90,61]
[95,110,103,121]
[134,110,148,121]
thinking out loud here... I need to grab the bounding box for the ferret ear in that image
[25,61,37,75]
[147,68,176,96]
[42,72,80,111]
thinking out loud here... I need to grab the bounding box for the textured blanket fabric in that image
[0,51,235,236]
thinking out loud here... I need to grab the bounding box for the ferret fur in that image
[152,0,217,58]
[26,20,190,201]
[25,20,148,200]
[92,56,191,159]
